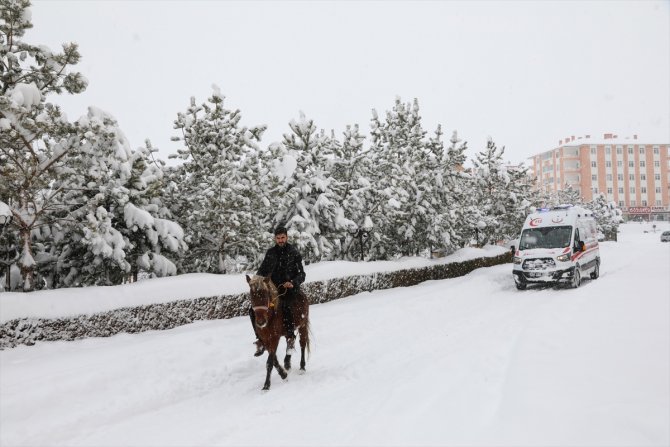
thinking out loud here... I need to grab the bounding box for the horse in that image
[246,274,311,390]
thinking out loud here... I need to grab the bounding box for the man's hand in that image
[282,281,293,289]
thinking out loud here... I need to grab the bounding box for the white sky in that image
[29,0,670,165]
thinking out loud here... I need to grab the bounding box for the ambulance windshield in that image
[519,226,573,250]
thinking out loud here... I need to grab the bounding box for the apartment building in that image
[529,133,670,220]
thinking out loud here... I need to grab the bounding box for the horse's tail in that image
[304,316,312,358]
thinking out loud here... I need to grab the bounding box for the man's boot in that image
[254,339,265,357]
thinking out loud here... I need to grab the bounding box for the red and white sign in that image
[529,218,542,227]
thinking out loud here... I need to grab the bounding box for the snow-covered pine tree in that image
[169,86,267,273]
[122,140,187,281]
[418,123,448,255]
[52,109,186,287]
[585,192,623,241]
[362,108,393,259]
[431,129,472,252]
[503,162,538,239]
[0,0,88,290]
[553,183,583,207]
[368,97,447,257]
[273,112,353,263]
[470,138,533,246]
[331,123,374,260]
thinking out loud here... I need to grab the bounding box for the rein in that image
[251,285,288,314]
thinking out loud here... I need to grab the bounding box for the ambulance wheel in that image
[570,267,581,288]
[590,260,600,280]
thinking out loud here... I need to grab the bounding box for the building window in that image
[618,187,624,194]
[619,200,625,207]
[639,146,645,154]
[590,146,596,155]
[654,161,660,168]
[592,174,597,181]
[617,161,622,167]
[629,174,635,181]
[616,146,623,154]
[607,187,613,194]
[629,161,635,168]
[591,161,597,168]
[655,174,661,181]
[628,147,634,155]
[642,200,648,206]
[630,200,637,206]
[653,147,660,155]
[618,174,624,181]
[606,161,612,168]
[605,146,611,155]
[593,187,598,193]
[641,186,647,194]
[656,187,662,194]
[606,174,612,181]
[630,187,636,194]
[640,160,646,168]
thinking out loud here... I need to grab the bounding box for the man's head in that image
[274,226,288,246]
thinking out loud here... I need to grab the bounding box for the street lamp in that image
[475,220,487,247]
[0,204,14,291]
[349,217,373,261]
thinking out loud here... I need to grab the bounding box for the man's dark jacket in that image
[256,242,306,290]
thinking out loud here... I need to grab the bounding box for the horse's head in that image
[246,274,278,328]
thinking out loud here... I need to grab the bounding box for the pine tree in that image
[273,112,353,263]
[169,87,267,273]
[0,0,87,290]
[367,98,435,257]
[50,110,186,287]
[585,192,622,241]
[473,139,512,245]
[331,123,373,260]
[433,129,472,252]
[554,183,583,207]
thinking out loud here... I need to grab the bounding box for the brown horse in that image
[246,274,311,390]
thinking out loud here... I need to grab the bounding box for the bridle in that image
[251,282,288,327]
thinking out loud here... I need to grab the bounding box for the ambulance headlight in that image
[513,256,522,264]
[556,253,570,262]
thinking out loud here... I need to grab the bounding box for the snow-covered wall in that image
[0,254,510,349]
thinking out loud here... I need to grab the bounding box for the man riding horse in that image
[250,225,306,356]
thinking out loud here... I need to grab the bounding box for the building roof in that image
[553,134,667,149]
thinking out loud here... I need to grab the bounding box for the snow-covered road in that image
[1,223,669,446]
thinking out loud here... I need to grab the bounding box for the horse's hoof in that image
[280,371,288,380]
[262,385,270,391]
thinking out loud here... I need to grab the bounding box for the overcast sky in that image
[29,0,669,165]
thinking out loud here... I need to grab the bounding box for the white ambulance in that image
[512,205,600,290]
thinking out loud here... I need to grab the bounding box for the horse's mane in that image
[248,275,279,299]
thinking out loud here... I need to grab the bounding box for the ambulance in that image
[512,205,600,290]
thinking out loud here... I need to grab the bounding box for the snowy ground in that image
[1,222,669,447]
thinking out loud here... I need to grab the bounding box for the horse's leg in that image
[282,298,296,371]
[298,322,308,371]
[273,353,288,380]
[283,338,292,371]
[267,327,288,382]
[263,352,274,390]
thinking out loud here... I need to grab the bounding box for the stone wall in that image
[0,253,510,349]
